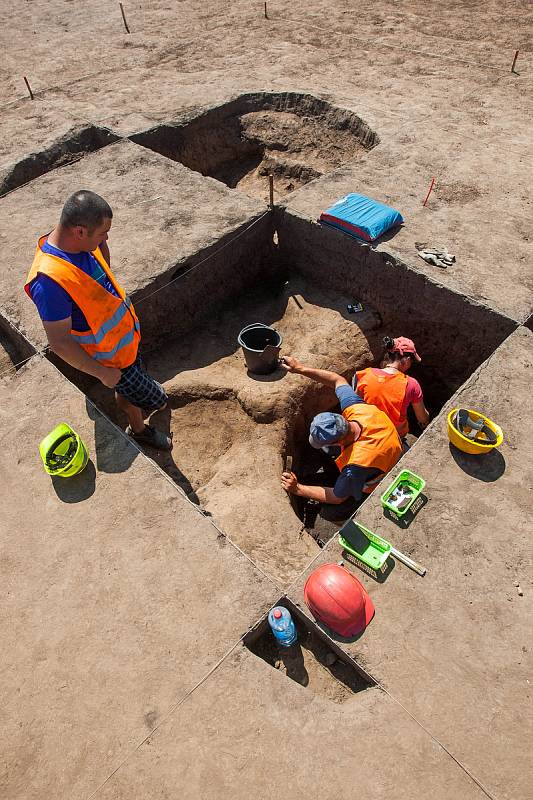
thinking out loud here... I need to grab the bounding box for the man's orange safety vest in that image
[25,236,141,369]
[356,368,409,437]
[335,403,403,494]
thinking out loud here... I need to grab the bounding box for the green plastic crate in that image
[380,469,426,518]
[338,520,391,580]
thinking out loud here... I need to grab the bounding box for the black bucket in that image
[238,323,283,375]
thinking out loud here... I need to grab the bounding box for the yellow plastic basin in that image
[447,408,503,455]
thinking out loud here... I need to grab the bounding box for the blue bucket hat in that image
[309,412,350,449]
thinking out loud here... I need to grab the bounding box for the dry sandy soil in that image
[88,273,383,581]
[0,1,531,799]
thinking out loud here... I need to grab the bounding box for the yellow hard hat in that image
[447,408,503,455]
[39,423,89,477]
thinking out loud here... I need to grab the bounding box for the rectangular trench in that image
[0,206,519,582]
[0,125,120,197]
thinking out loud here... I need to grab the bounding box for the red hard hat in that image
[304,564,375,637]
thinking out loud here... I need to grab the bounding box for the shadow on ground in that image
[85,397,138,474]
[144,405,201,503]
[51,459,96,502]
[449,443,506,482]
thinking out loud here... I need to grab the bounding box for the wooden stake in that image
[269,173,274,208]
[119,2,130,34]
[264,2,268,19]
[23,76,34,100]
[511,49,519,73]
[285,456,293,473]
[422,176,436,207]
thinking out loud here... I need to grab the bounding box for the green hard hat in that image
[39,423,89,478]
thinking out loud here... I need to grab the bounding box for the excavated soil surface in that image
[86,261,477,573]
[131,92,377,202]
[213,109,369,199]
[88,272,385,581]
[150,397,258,502]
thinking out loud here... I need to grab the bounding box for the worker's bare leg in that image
[115,392,145,434]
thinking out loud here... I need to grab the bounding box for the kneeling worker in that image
[24,190,172,450]
[355,336,429,437]
[280,356,403,507]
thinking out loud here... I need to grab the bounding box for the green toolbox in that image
[380,469,426,519]
[338,520,392,581]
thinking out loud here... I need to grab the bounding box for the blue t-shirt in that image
[29,240,119,332]
[332,384,380,500]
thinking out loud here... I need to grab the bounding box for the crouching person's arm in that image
[281,356,348,391]
[281,471,349,504]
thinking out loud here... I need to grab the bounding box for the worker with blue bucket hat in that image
[280,356,403,511]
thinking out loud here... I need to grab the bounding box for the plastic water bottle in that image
[268,606,298,647]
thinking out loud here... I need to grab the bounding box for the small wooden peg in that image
[23,76,34,100]
[422,177,436,207]
[119,2,130,34]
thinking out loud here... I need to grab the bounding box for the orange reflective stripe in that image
[356,368,408,434]
[24,237,140,369]
[335,403,403,480]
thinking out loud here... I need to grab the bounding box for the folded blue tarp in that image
[319,193,404,242]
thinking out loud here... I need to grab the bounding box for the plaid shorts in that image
[115,356,168,413]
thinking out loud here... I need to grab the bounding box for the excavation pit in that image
[82,242,492,581]
[87,270,385,581]
[244,597,374,703]
[0,124,119,197]
[28,204,514,583]
[130,92,379,202]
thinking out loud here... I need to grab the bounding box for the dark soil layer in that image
[0,316,34,369]
[0,329,17,378]
[134,212,277,352]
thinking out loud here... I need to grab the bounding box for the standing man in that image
[25,190,172,450]
[280,356,402,507]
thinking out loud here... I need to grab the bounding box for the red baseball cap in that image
[304,564,375,637]
[393,336,421,362]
